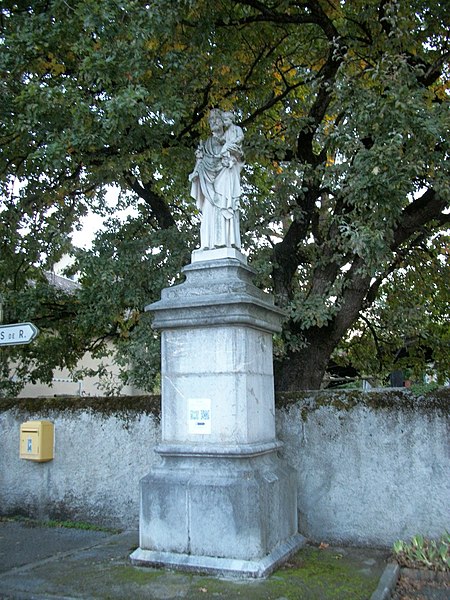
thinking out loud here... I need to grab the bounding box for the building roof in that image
[44,271,80,293]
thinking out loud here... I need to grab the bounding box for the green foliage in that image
[335,233,449,384]
[410,381,441,396]
[1,0,449,392]
[393,533,450,572]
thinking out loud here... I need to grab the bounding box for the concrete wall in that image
[0,390,448,545]
[0,397,161,530]
[276,390,449,546]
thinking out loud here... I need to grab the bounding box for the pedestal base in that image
[130,533,306,579]
[191,247,247,265]
[131,447,301,578]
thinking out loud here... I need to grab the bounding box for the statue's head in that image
[221,111,235,126]
[208,109,223,135]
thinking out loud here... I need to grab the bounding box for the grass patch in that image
[0,514,121,534]
[122,546,382,599]
[270,546,381,600]
[111,565,165,584]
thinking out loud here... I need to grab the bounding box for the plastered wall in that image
[0,390,448,545]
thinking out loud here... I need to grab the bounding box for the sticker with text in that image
[188,398,211,434]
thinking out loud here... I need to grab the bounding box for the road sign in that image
[0,323,39,346]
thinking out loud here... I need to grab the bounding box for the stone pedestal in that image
[130,250,304,577]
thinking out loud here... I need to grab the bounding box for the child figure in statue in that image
[220,111,244,168]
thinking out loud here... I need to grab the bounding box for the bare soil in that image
[392,568,449,600]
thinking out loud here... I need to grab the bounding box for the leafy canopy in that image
[1,0,449,394]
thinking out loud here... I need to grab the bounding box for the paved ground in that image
[0,519,390,599]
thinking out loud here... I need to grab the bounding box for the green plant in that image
[393,533,450,571]
[410,382,441,396]
[3,515,121,534]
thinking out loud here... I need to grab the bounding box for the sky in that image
[72,186,127,249]
[71,211,105,249]
[55,187,135,275]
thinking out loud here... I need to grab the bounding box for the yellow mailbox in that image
[20,420,54,462]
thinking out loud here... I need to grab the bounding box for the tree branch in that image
[392,189,449,251]
[124,175,176,230]
[359,314,384,371]
[217,0,321,27]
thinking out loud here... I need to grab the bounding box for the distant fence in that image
[0,390,448,546]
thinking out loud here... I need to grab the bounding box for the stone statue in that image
[189,109,244,250]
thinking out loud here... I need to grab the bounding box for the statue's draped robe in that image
[190,135,242,250]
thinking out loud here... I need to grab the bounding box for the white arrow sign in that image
[0,323,39,346]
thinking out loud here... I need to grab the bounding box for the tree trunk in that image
[274,327,336,391]
[274,265,373,391]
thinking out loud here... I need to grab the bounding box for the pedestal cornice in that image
[146,257,285,333]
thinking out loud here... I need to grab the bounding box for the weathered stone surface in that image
[147,257,284,448]
[130,533,306,579]
[136,255,301,575]
[137,452,298,560]
[147,258,284,332]
[160,326,276,445]
[191,247,247,264]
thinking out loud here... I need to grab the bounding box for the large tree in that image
[1,0,449,393]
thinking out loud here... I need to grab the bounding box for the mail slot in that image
[20,420,54,462]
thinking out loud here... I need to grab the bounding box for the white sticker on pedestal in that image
[188,398,211,434]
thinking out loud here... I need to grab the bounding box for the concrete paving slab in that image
[0,521,114,573]
[0,520,389,599]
